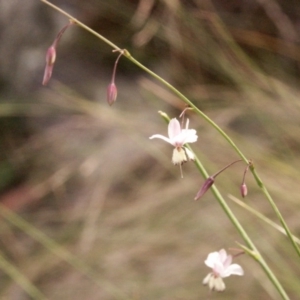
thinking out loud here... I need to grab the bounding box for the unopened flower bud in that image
[107,82,118,106]
[106,50,125,106]
[42,46,56,85]
[42,21,74,86]
[194,177,215,200]
[240,183,248,198]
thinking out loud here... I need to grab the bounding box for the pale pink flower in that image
[149,118,198,165]
[203,249,244,292]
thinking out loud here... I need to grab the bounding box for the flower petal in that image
[218,249,232,268]
[213,259,226,275]
[181,129,198,144]
[208,276,215,291]
[218,249,227,263]
[222,264,244,278]
[204,251,220,268]
[149,134,172,145]
[223,255,232,269]
[171,132,188,147]
[214,277,226,292]
[172,148,187,165]
[204,274,225,292]
[202,273,212,286]
[183,147,195,161]
[168,118,181,139]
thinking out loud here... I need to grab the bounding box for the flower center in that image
[212,271,220,278]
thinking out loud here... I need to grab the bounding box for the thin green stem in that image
[160,113,290,299]
[41,0,299,275]
[190,147,290,299]
[128,42,300,257]
[229,194,300,245]
[127,56,249,163]
[41,0,246,162]
[250,165,300,257]
[41,0,121,51]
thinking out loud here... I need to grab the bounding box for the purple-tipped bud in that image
[107,82,118,106]
[42,21,74,86]
[240,183,248,198]
[42,45,56,86]
[194,177,215,201]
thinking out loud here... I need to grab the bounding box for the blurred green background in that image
[0,0,300,299]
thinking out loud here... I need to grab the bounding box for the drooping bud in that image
[107,82,118,106]
[42,21,74,85]
[107,49,124,106]
[240,163,250,198]
[194,176,215,200]
[194,159,243,201]
[42,46,56,85]
[240,183,248,198]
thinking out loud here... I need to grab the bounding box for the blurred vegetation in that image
[0,0,300,299]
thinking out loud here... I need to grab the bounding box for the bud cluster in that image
[42,21,124,107]
[194,160,251,201]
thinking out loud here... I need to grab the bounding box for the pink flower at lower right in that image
[203,249,244,292]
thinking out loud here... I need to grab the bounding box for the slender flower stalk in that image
[107,50,124,106]
[179,107,193,128]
